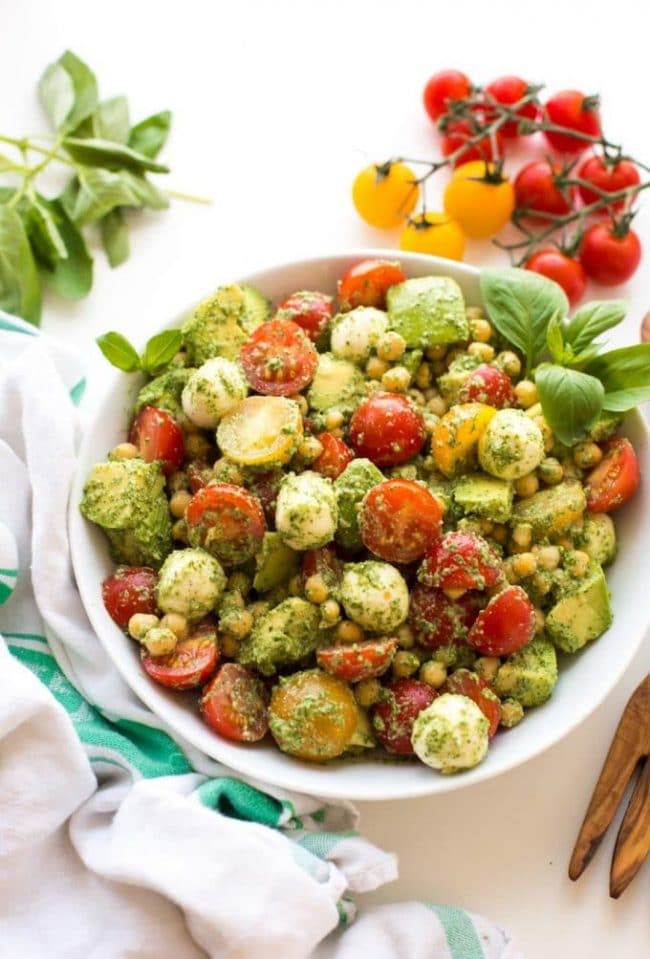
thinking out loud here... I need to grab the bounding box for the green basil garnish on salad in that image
[97,328,182,375]
[535,364,604,446]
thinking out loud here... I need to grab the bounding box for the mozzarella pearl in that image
[478,408,545,480]
[411,693,489,774]
[275,471,338,550]
[330,307,389,365]
[340,561,409,633]
[156,547,226,620]
[182,357,248,429]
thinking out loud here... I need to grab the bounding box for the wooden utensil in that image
[568,675,649,897]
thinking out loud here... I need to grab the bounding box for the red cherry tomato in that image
[514,160,575,220]
[420,531,503,592]
[441,119,506,167]
[338,259,407,311]
[467,585,535,656]
[317,637,397,683]
[312,433,355,480]
[142,623,219,690]
[275,290,333,342]
[371,678,437,755]
[248,470,283,525]
[423,70,472,122]
[443,669,501,738]
[577,155,641,213]
[409,583,480,649]
[484,75,538,137]
[201,663,269,742]
[543,90,601,154]
[349,392,426,467]
[102,566,158,629]
[584,437,640,513]
[186,460,213,493]
[579,223,642,285]
[524,249,586,308]
[240,319,318,396]
[129,406,184,476]
[458,364,516,408]
[302,545,343,589]
[360,479,442,564]
[186,483,266,565]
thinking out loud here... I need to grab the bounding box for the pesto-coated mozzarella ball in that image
[156,547,226,620]
[411,693,489,774]
[478,408,545,480]
[182,357,248,429]
[330,307,389,365]
[340,560,409,633]
[275,471,338,550]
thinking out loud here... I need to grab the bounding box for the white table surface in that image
[5,1,649,955]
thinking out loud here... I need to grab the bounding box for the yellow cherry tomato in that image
[216,395,303,467]
[352,162,419,229]
[269,669,358,761]
[443,161,515,239]
[432,402,497,478]
[399,212,465,260]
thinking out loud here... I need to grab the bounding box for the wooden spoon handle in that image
[610,756,650,898]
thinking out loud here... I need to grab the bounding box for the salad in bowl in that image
[77,253,646,788]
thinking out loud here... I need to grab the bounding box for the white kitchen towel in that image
[0,312,521,959]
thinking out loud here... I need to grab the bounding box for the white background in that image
[4,1,649,956]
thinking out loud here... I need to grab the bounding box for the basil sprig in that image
[97,329,182,376]
[481,268,650,444]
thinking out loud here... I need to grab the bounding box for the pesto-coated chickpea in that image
[377,331,407,362]
[296,436,324,464]
[534,608,545,635]
[512,552,537,578]
[423,413,439,434]
[419,660,448,688]
[128,613,160,641]
[474,656,499,682]
[304,573,329,605]
[112,442,139,460]
[159,613,189,640]
[538,457,564,485]
[381,365,411,393]
[172,519,188,542]
[573,441,603,469]
[495,350,521,377]
[392,650,420,678]
[142,626,178,656]
[500,698,524,728]
[469,317,493,343]
[324,409,344,431]
[564,549,590,578]
[414,362,432,389]
[425,343,447,361]
[427,395,448,416]
[220,632,239,658]
[514,379,538,408]
[213,457,244,485]
[289,393,309,416]
[531,570,553,596]
[467,341,495,362]
[537,545,561,570]
[169,489,192,519]
[185,432,213,461]
[512,523,533,549]
[408,388,426,406]
[515,472,539,498]
[167,470,188,493]
[355,677,383,708]
[396,623,415,649]
[220,608,254,639]
[365,356,390,380]
[503,558,520,584]
[491,524,508,545]
[227,571,252,596]
[320,598,341,625]
[333,620,364,644]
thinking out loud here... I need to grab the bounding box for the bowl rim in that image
[69,248,650,800]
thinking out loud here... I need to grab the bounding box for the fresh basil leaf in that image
[119,171,169,210]
[141,329,183,374]
[0,205,42,325]
[62,137,169,174]
[91,96,130,143]
[480,268,569,375]
[586,343,650,411]
[38,50,98,134]
[128,111,171,159]
[23,195,68,269]
[564,300,627,354]
[44,199,93,299]
[535,364,603,446]
[545,311,564,363]
[564,344,601,370]
[96,332,141,372]
[100,208,129,268]
[69,168,143,225]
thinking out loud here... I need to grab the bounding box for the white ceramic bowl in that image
[69,250,650,800]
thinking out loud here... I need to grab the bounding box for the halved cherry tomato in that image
[409,583,480,648]
[317,637,397,683]
[186,460,213,493]
[419,531,503,593]
[514,160,575,221]
[543,90,601,154]
[443,669,501,738]
[275,291,333,342]
[577,155,641,213]
[312,433,355,480]
[441,119,506,167]
[142,622,219,689]
[371,678,437,755]
[360,479,442,564]
[458,364,515,408]
[584,437,640,513]
[102,566,158,629]
[349,392,426,467]
[579,224,642,286]
[248,470,283,525]
[524,249,586,308]
[467,585,535,656]
[338,259,407,311]
[269,669,358,761]
[483,76,538,137]
[129,406,184,476]
[240,319,318,396]
[423,70,472,122]
[302,545,343,589]
[186,483,266,565]
[201,662,269,742]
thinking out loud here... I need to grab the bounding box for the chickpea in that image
[514,380,538,409]
[304,574,329,605]
[425,344,447,361]
[220,632,239,658]
[142,627,178,657]
[495,351,521,378]
[355,678,383,708]
[167,470,188,493]
[500,699,524,728]
[320,598,341,625]
[169,489,192,519]
[531,570,553,597]
[534,608,545,635]
[573,441,603,469]
[467,341,495,362]
[565,549,590,578]
[561,457,582,480]
[512,524,533,550]
[227,571,252,596]
[396,623,415,649]
[185,433,213,461]
[408,389,426,406]
[366,356,390,380]
[414,362,432,390]
[427,395,448,417]
[296,436,324,463]
[112,442,138,460]
[172,519,188,542]
[475,656,499,682]
[419,660,448,688]
[220,609,254,639]
[288,574,304,597]
[491,524,508,545]
[515,473,539,498]
[391,650,420,679]
[538,457,564,485]
[503,558,520,584]
[128,613,159,642]
[532,415,554,453]
[376,331,407,363]
[324,409,344,431]
[159,613,189,640]
[536,545,561,570]
[512,552,537,578]
[381,366,411,393]
[333,620,364,644]
[469,317,493,343]
[170,350,188,367]
[213,457,244,485]
[430,359,447,376]
[423,413,439,434]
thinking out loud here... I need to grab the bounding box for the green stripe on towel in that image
[428,904,485,959]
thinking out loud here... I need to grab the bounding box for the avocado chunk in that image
[510,482,587,537]
[346,706,378,751]
[237,598,320,676]
[306,352,366,415]
[334,458,384,551]
[453,474,513,523]
[134,366,192,419]
[588,410,623,442]
[400,348,424,380]
[386,276,469,349]
[80,458,173,569]
[494,639,558,707]
[545,561,612,653]
[253,531,300,593]
[437,354,481,403]
[183,284,270,365]
[577,513,617,566]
